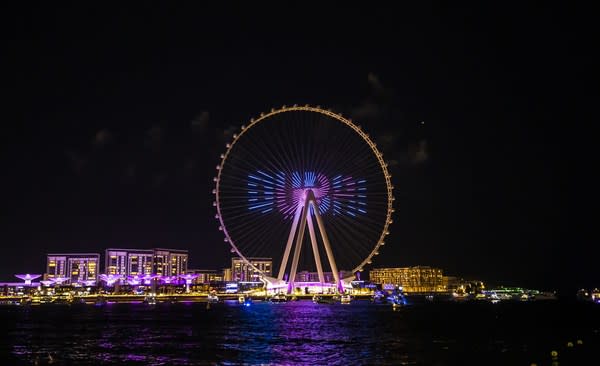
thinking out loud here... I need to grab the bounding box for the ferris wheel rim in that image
[214,105,394,277]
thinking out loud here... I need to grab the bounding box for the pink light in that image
[50,277,69,284]
[15,274,42,286]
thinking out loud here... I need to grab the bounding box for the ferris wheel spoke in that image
[215,106,393,290]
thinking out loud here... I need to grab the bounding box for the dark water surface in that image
[1,300,599,365]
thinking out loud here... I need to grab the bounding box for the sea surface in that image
[1,299,599,365]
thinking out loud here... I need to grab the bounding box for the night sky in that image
[1,4,595,293]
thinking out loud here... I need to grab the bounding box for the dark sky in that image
[1,3,595,293]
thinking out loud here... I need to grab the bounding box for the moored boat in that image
[268,293,288,303]
[340,294,352,304]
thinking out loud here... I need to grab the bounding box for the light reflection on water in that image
[0,300,599,365]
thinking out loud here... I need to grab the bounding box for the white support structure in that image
[277,205,303,280]
[306,214,325,285]
[279,189,341,293]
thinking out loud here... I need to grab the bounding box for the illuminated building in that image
[186,269,222,284]
[105,248,188,277]
[153,248,188,276]
[294,270,350,283]
[223,268,232,282]
[47,253,100,284]
[231,257,272,282]
[369,266,446,293]
[105,248,153,276]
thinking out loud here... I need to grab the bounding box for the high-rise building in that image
[105,248,188,277]
[166,249,188,276]
[231,257,272,282]
[294,270,351,283]
[47,253,100,284]
[105,249,153,276]
[369,266,446,293]
[186,269,221,284]
[223,268,232,282]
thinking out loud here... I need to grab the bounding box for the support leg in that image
[288,204,308,294]
[277,205,303,280]
[313,203,341,293]
[306,209,325,285]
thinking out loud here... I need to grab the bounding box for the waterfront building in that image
[231,257,272,282]
[186,269,222,284]
[47,253,100,284]
[294,270,351,283]
[369,266,446,293]
[223,268,232,282]
[105,248,188,277]
[153,248,188,276]
[105,248,153,276]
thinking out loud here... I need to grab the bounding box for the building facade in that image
[294,270,351,283]
[231,257,272,282]
[105,248,188,277]
[47,253,100,284]
[186,269,223,284]
[105,249,153,276]
[369,266,446,293]
[222,268,232,282]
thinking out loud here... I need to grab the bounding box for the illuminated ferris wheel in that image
[213,105,394,293]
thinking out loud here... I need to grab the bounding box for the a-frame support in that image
[277,190,341,293]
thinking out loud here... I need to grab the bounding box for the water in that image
[1,300,599,365]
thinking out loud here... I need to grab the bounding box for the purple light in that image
[99,274,122,286]
[15,274,41,286]
[50,277,69,285]
[180,274,199,285]
[127,275,141,285]
[142,274,153,285]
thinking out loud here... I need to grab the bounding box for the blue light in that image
[249,202,272,210]
[257,170,274,179]
[304,172,316,187]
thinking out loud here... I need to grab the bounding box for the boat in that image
[388,294,406,308]
[238,295,252,306]
[52,293,74,305]
[94,295,107,306]
[312,294,335,304]
[591,289,600,304]
[143,295,157,305]
[340,294,352,304]
[207,293,219,303]
[269,293,288,303]
[0,299,21,306]
[371,291,387,304]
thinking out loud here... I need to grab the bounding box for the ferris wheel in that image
[213,105,394,293]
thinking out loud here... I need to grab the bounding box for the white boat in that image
[207,294,219,303]
[143,295,157,305]
[340,294,352,304]
[269,293,288,303]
